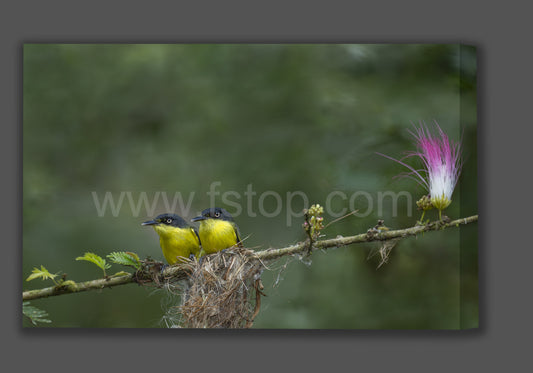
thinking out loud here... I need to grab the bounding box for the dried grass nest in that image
[162,247,266,329]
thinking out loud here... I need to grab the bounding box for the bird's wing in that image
[233,224,244,248]
[192,227,202,246]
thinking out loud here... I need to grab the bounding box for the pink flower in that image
[378,121,463,215]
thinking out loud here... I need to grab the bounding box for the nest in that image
[164,247,265,328]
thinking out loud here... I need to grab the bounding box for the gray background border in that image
[2,0,527,371]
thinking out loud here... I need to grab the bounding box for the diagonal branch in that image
[22,214,478,301]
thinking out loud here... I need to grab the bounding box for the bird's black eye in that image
[166,218,172,224]
[214,211,221,218]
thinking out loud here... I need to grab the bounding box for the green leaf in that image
[23,302,52,325]
[76,252,111,275]
[107,251,141,269]
[26,265,58,282]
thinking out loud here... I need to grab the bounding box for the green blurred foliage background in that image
[23,44,477,329]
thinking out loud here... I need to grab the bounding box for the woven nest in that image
[163,247,265,328]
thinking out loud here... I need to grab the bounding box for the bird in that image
[142,213,201,264]
[191,207,242,255]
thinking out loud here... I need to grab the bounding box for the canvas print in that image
[22,44,478,329]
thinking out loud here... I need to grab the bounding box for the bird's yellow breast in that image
[153,225,200,264]
[198,219,239,254]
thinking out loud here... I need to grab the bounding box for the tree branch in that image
[23,273,136,301]
[22,214,478,301]
[255,215,478,261]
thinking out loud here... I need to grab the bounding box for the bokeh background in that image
[23,44,477,329]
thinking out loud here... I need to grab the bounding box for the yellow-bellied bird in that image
[142,213,201,264]
[191,207,242,255]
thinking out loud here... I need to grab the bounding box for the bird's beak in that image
[141,220,158,226]
[191,216,205,222]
